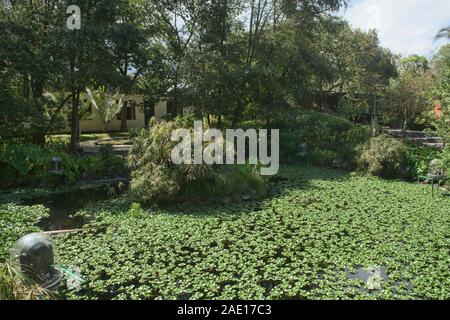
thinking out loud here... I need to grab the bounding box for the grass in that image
[47,133,130,144]
[0,262,53,300]
[1,166,449,300]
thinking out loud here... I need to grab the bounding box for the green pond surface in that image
[2,166,449,300]
[49,166,450,300]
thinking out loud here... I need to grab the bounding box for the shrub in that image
[442,149,450,179]
[0,142,54,187]
[181,165,266,202]
[128,121,213,205]
[0,142,51,177]
[279,112,371,166]
[296,112,354,148]
[128,128,141,140]
[79,145,127,179]
[309,148,340,167]
[0,142,127,188]
[127,121,265,205]
[357,135,407,177]
[336,96,367,120]
[80,154,126,180]
[405,143,444,177]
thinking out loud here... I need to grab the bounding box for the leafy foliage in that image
[52,166,450,300]
[357,135,407,177]
[279,112,371,166]
[86,87,125,132]
[380,56,433,130]
[0,203,49,262]
[405,143,444,177]
[431,44,450,109]
[0,142,127,188]
[128,120,265,205]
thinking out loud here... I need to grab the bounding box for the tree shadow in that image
[156,165,353,218]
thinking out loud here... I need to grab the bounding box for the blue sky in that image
[339,0,450,57]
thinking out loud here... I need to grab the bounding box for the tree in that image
[183,0,351,127]
[145,0,208,115]
[381,56,433,130]
[105,0,160,131]
[312,18,397,115]
[400,55,429,73]
[183,0,243,127]
[61,0,134,153]
[431,44,450,108]
[86,87,125,132]
[0,0,69,145]
[435,26,450,41]
[430,45,450,152]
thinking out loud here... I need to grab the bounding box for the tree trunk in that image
[69,37,79,154]
[70,92,80,154]
[218,115,222,129]
[32,131,46,146]
[402,109,408,132]
[22,75,30,99]
[231,102,242,128]
[120,57,129,132]
[120,100,128,132]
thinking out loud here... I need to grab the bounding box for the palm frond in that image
[435,26,450,41]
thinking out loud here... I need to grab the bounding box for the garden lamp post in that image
[299,143,308,157]
[295,143,308,165]
[47,156,66,187]
[50,156,64,174]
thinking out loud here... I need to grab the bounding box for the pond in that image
[23,185,121,231]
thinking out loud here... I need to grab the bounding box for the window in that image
[117,100,136,121]
[167,100,175,116]
[86,103,94,120]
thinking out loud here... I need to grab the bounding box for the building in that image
[59,95,170,133]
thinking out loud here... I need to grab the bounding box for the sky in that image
[339,0,450,58]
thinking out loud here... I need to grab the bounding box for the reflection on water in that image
[24,187,111,231]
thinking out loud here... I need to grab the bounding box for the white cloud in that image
[339,0,450,57]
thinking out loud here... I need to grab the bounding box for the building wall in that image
[154,100,168,120]
[58,96,169,133]
[80,109,145,132]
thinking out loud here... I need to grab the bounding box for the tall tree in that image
[61,0,127,153]
[145,0,207,115]
[106,0,159,131]
[436,26,450,41]
[382,56,433,130]
[0,0,68,145]
[431,44,450,108]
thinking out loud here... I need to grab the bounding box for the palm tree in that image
[435,26,450,41]
[86,86,125,132]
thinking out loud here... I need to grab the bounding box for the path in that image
[384,128,444,148]
[80,139,131,155]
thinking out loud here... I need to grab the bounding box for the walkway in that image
[384,128,444,148]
